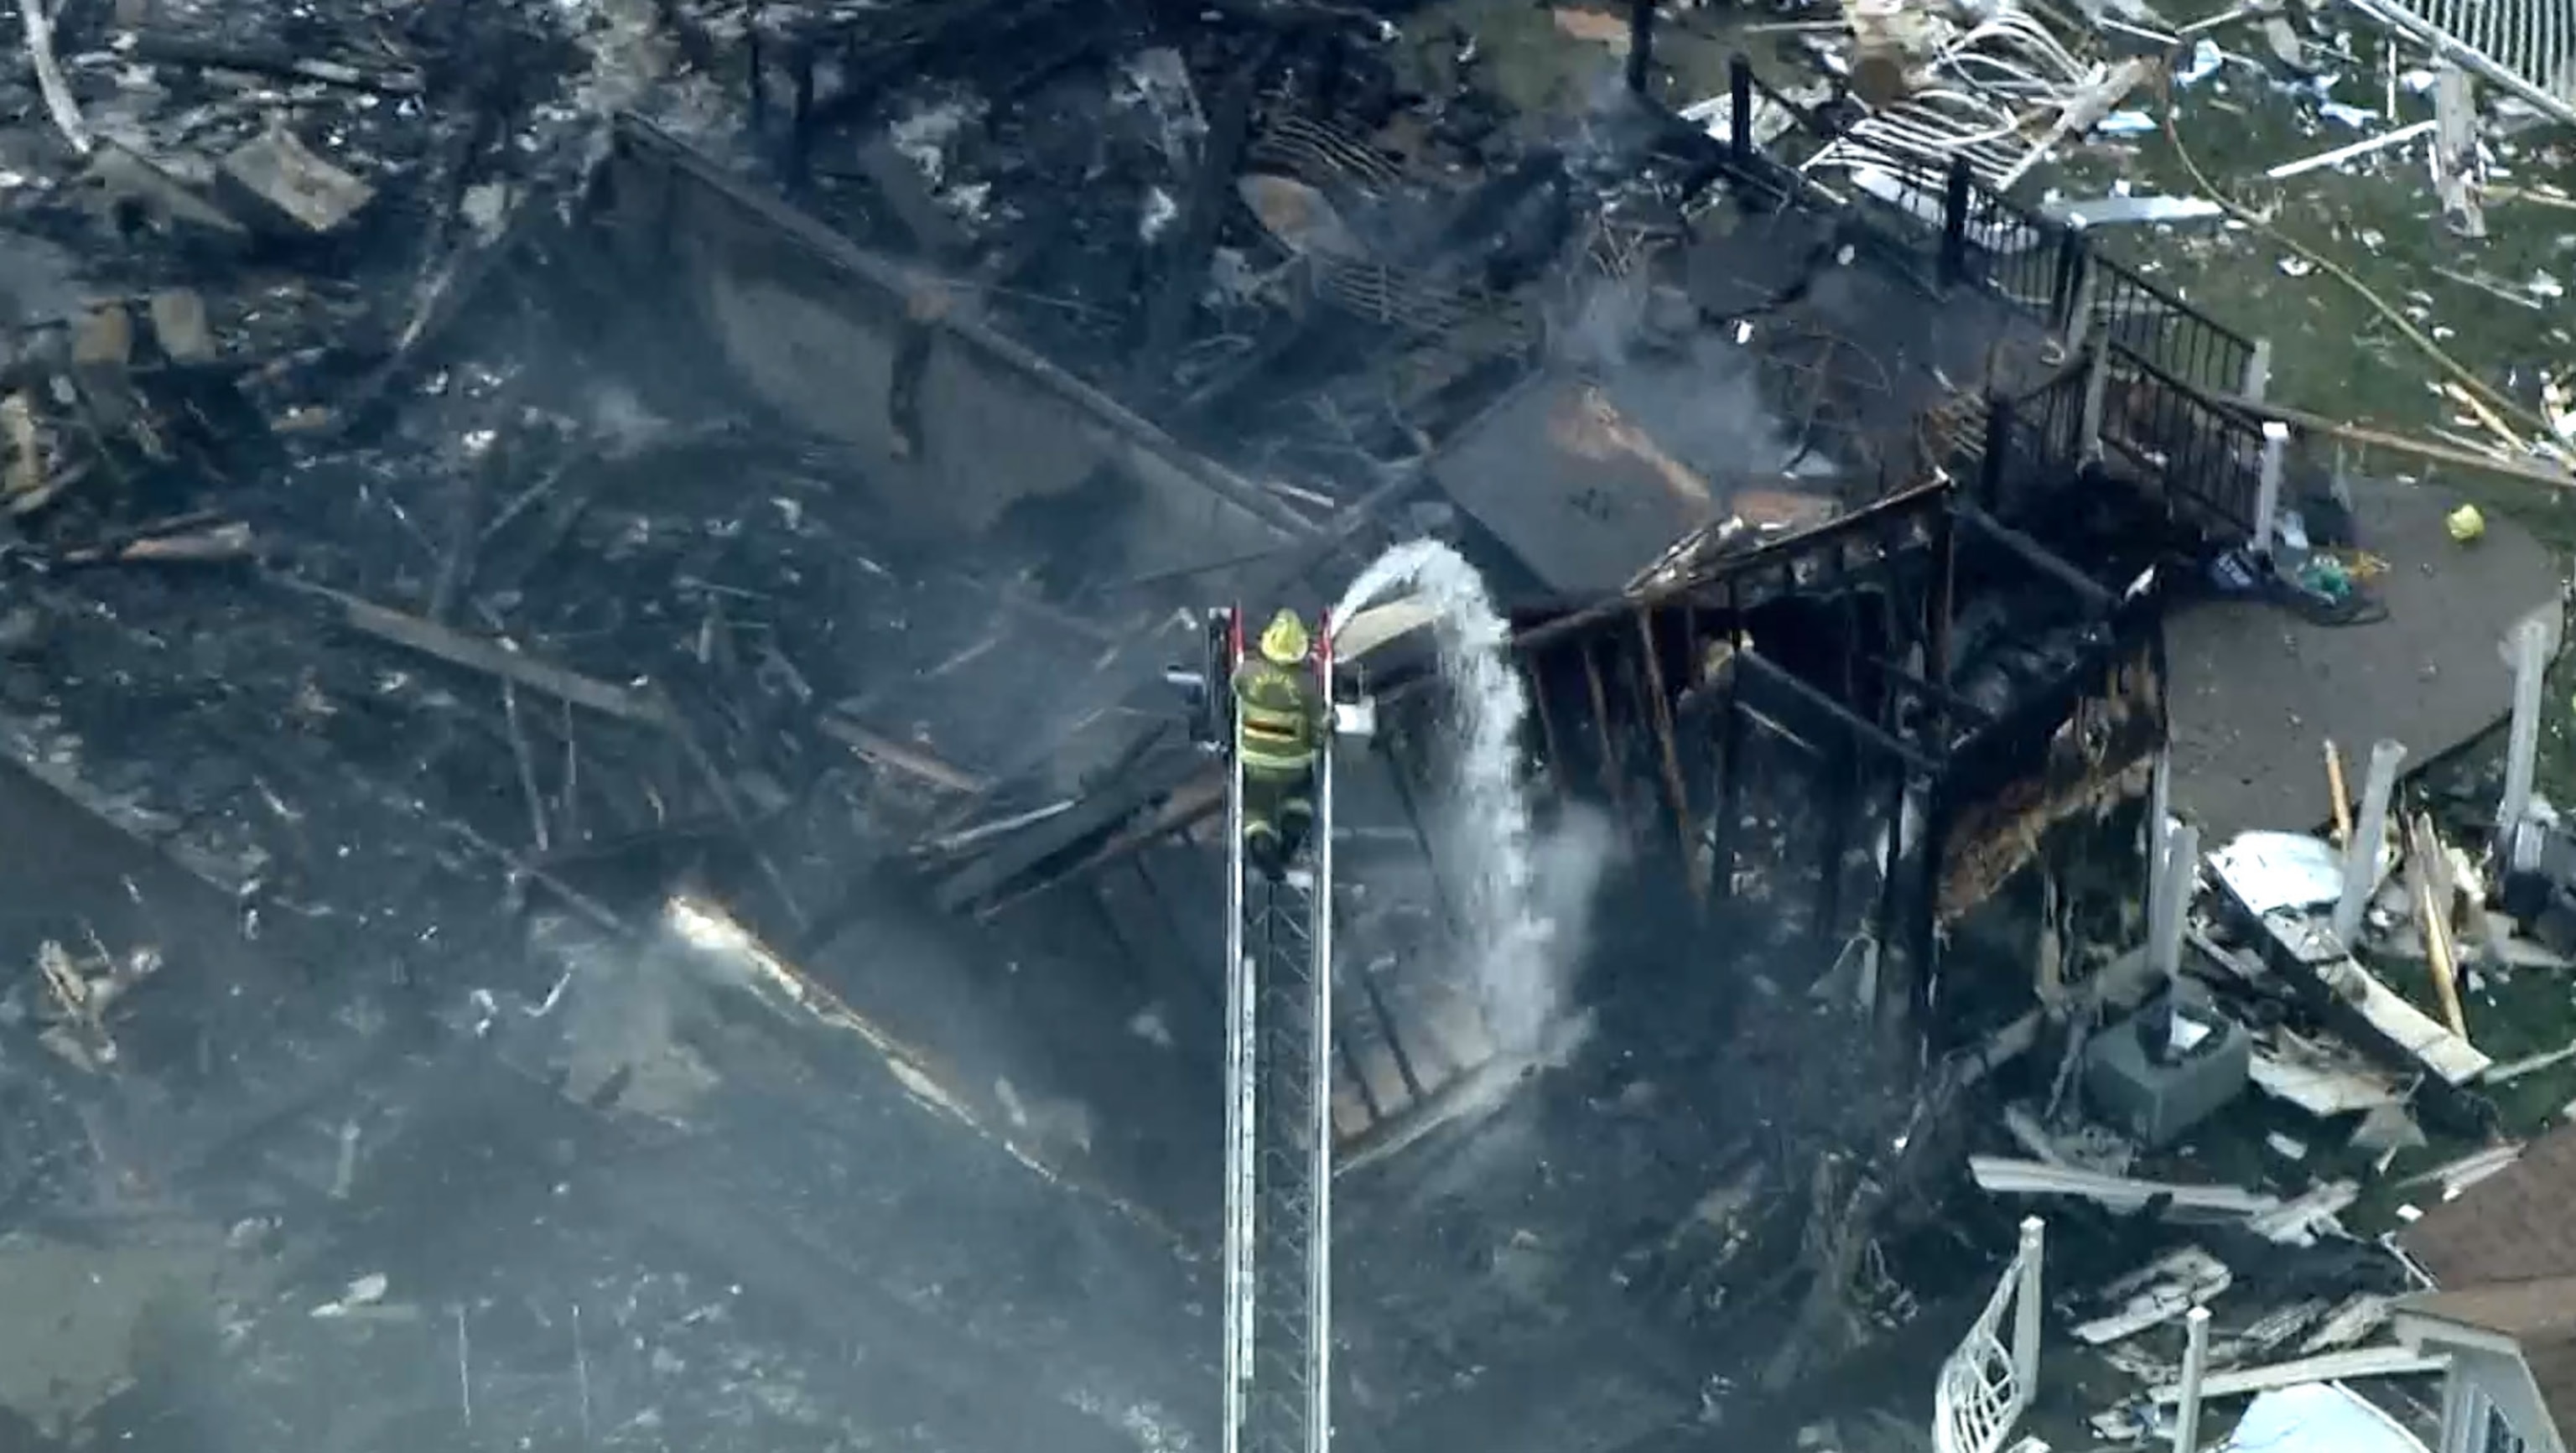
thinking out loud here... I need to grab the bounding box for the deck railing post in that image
[2239,336,2273,404]
[2332,739,2408,944]
[2501,616,2551,843]
[1727,54,1755,163]
[2251,422,2288,558]
[1625,0,1656,94]
[2173,1307,2211,1453]
[2050,226,2088,339]
[2010,1217,2044,1399]
[1939,156,1974,287]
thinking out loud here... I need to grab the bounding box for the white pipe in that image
[2144,752,2174,973]
[2010,1217,2046,1399]
[2500,616,2550,836]
[2251,423,2288,557]
[2173,1306,2211,1453]
[2152,822,2199,985]
[2332,739,2408,945]
[2266,119,2438,179]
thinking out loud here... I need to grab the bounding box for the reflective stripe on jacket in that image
[1233,658,1319,773]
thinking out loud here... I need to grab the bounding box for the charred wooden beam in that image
[747,11,771,131]
[1133,39,1276,392]
[1633,610,1698,897]
[655,680,809,930]
[1580,641,1633,835]
[1708,614,1746,902]
[1935,637,2163,920]
[1338,1035,1384,1123]
[1734,650,1937,774]
[1529,651,1571,802]
[1866,765,1909,985]
[294,583,669,724]
[1953,501,2114,613]
[786,41,816,190]
[1809,594,1870,945]
[1867,654,1995,733]
[1898,780,1947,1051]
[929,751,1208,915]
[1624,0,1657,93]
[1358,970,1428,1103]
[1975,391,2014,510]
[1516,481,1949,656]
[428,433,505,623]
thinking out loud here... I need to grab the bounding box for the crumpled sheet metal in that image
[2339,0,2576,127]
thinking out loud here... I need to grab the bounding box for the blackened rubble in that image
[708,13,2178,1453]
[0,0,1257,1447]
[0,0,2135,1447]
[6,2,2555,1453]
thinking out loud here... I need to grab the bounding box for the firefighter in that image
[1232,608,1328,879]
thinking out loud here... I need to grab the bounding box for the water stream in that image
[1333,540,1599,1055]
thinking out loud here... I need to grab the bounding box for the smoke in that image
[1554,272,1831,483]
[1332,541,1611,1056]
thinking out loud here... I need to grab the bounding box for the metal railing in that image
[2089,262,2257,403]
[2096,345,2267,534]
[1934,1217,2047,1453]
[1944,177,2065,317]
[1698,56,2271,540]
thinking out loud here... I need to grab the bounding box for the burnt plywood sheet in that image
[2168,475,2563,839]
[1684,213,2059,429]
[1431,369,1843,595]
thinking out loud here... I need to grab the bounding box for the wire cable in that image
[2160,73,2553,443]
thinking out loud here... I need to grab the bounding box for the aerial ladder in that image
[1190,605,1362,1453]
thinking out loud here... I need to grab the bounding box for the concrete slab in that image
[2167,475,2563,840]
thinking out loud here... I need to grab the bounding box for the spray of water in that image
[1333,540,1601,1054]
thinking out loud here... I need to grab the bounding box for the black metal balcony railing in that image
[1698,55,2270,542]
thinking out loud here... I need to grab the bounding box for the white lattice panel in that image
[1934,1227,2042,1453]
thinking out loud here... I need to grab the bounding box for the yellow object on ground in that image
[2446,504,2486,542]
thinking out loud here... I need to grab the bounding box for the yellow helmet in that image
[1258,609,1311,666]
[2446,504,2485,543]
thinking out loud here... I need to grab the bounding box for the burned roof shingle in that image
[2403,1274,2576,1341]
[2403,1125,2576,1287]
[2401,1126,2576,1444]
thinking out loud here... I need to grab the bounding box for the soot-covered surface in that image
[0,753,1208,1453]
[0,7,2093,1453]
